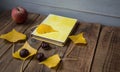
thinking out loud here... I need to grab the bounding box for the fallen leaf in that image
[69,32,87,44]
[36,24,57,34]
[12,41,37,60]
[0,29,26,42]
[40,54,61,68]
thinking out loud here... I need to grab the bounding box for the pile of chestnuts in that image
[19,42,51,62]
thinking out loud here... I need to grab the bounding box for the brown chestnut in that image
[41,42,51,50]
[19,48,30,58]
[36,53,45,62]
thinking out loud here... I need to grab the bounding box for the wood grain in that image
[56,22,101,72]
[24,22,101,72]
[91,26,120,72]
[0,12,39,58]
[0,11,12,31]
[0,12,39,72]
[1,11,120,72]
[4,14,47,72]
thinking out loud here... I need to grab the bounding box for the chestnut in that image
[19,48,30,58]
[41,42,51,50]
[36,53,45,62]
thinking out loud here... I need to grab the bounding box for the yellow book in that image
[32,14,77,46]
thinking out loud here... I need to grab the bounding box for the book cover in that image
[32,14,77,46]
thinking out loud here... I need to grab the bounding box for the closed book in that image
[31,14,77,46]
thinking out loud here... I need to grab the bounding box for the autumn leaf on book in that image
[32,14,77,46]
[36,24,57,34]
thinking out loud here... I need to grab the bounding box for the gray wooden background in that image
[0,0,120,26]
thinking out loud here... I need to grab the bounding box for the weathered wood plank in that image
[0,12,39,72]
[91,26,120,72]
[0,11,12,31]
[56,22,101,72]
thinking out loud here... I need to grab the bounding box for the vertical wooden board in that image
[57,22,101,72]
[0,12,39,72]
[91,26,120,72]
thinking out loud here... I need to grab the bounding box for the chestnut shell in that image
[19,48,30,58]
[41,42,51,50]
[36,53,45,62]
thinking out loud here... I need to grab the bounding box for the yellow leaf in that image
[0,29,26,42]
[69,32,87,44]
[12,41,37,60]
[36,24,57,34]
[40,54,61,68]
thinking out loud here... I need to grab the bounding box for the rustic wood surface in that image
[56,23,101,72]
[91,26,120,72]
[0,11,120,72]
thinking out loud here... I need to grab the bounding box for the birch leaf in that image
[0,29,26,42]
[40,54,61,68]
[69,32,87,44]
[36,24,57,34]
[12,41,37,60]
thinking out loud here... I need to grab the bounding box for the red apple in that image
[11,7,28,24]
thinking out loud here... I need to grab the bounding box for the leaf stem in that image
[65,44,75,57]
[12,43,15,53]
[20,60,26,72]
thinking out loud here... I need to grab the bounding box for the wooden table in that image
[0,11,120,72]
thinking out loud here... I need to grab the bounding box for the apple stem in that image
[17,7,22,11]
